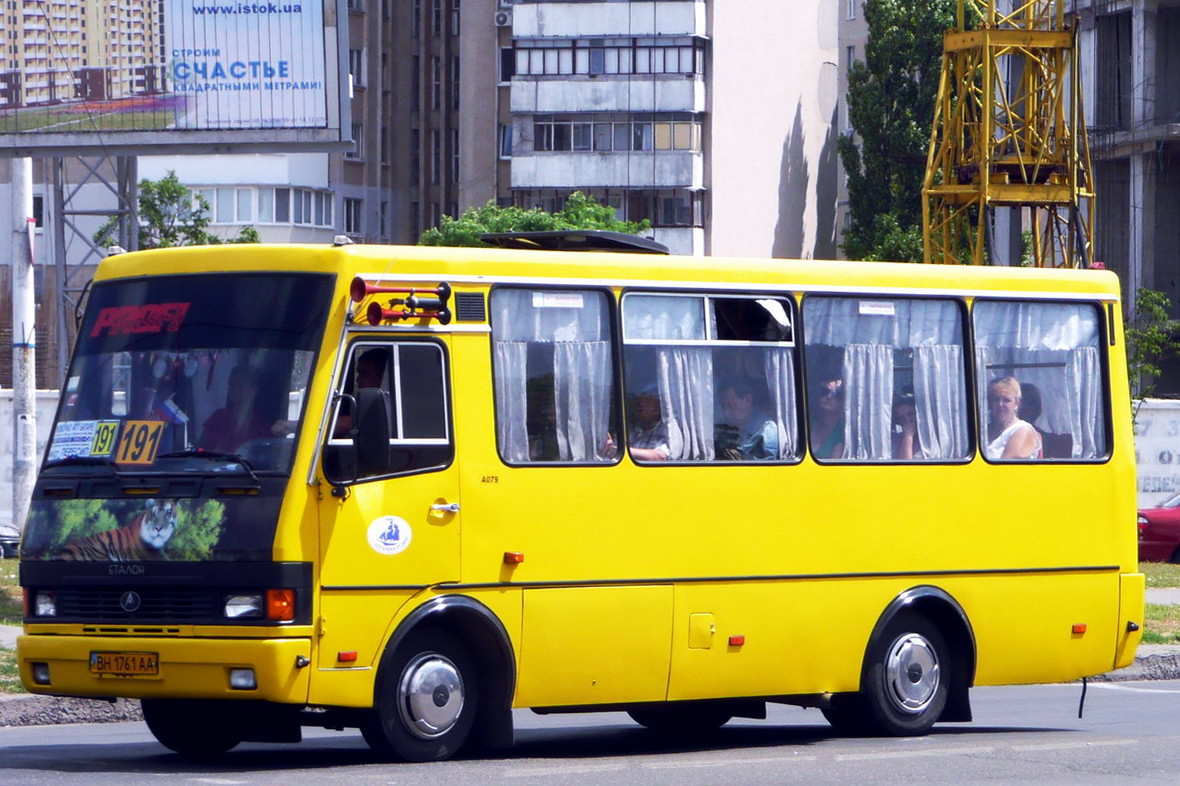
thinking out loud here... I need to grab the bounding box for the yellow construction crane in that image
[923,0,1094,267]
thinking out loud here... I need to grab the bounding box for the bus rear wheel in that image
[141,699,241,758]
[362,629,478,762]
[628,705,732,734]
[861,613,948,736]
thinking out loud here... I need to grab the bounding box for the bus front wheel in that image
[861,613,948,736]
[362,629,479,761]
[141,699,242,758]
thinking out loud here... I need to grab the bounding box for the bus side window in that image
[621,293,799,463]
[490,288,619,465]
[973,301,1107,461]
[802,296,970,462]
[323,342,452,483]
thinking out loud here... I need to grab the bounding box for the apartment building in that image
[491,0,839,257]
[0,0,163,107]
[1076,0,1180,389]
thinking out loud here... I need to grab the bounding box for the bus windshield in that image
[45,272,333,475]
[21,272,334,564]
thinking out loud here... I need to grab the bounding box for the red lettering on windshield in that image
[90,303,191,337]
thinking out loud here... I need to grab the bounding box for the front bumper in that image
[17,634,312,704]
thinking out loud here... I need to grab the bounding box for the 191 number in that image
[116,421,164,465]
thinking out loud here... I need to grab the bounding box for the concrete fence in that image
[0,389,59,536]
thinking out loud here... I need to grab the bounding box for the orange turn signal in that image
[1072,623,1087,635]
[728,635,746,647]
[267,589,296,622]
[503,551,525,565]
[337,651,358,663]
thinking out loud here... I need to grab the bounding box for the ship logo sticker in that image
[368,515,412,556]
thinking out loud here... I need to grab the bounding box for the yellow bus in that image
[17,236,1142,759]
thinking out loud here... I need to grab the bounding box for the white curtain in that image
[493,341,530,462]
[912,344,969,459]
[554,341,612,461]
[656,348,714,460]
[491,289,614,463]
[764,348,797,458]
[842,343,894,459]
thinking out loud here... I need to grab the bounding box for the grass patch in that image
[1142,561,1180,588]
[0,559,25,694]
[1,558,20,625]
[1142,603,1180,644]
[0,647,20,694]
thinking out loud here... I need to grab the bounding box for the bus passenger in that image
[985,376,1042,460]
[718,381,778,460]
[811,378,845,459]
[627,387,682,462]
[334,349,388,438]
[892,390,919,459]
[199,365,282,453]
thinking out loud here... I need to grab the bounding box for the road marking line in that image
[1085,682,1180,695]
[1011,739,1137,752]
[188,780,249,785]
[644,754,818,769]
[505,764,629,778]
[837,745,995,762]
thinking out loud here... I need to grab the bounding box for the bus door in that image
[316,339,459,665]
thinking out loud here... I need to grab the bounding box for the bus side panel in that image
[308,589,418,707]
[515,586,673,708]
[956,572,1119,686]
[1115,571,1145,670]
[666,580,873,700]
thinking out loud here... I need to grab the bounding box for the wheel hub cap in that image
[398,653,465,739]
[885,633,940,714]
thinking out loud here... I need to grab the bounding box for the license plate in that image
[89,651,159,676]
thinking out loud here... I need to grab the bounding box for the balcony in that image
[512,74,703,114]
[511,150,702,189]
[513,1,705,38]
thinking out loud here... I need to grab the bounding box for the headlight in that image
[34,590,56,617]
[224,593,264,619]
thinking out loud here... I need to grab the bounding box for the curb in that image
[1092,644,1180,682]
[0,695,142,727]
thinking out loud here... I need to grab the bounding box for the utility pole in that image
[11,157,37,537]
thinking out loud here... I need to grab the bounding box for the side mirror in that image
[354,387,392,476]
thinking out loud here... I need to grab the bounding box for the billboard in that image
[0,0,347,156]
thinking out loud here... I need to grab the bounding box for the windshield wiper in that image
[157,449,260,484]
[42,455,119,475]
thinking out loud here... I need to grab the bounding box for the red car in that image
[1139,491,1180,562]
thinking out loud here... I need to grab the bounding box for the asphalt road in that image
[1,680,1179,785]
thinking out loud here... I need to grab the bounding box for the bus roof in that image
[94,243,1123,300]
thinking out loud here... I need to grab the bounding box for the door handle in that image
[431,502,460,513]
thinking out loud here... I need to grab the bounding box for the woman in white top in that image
[985,376,1043,460]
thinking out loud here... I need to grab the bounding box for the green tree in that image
[1127,288,1180,401]
[166,500,226,561]
[48,499,117,552]
[94,171,260,250]
[838,0,956,261]
[418,191,651,247]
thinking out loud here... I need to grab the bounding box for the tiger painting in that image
[57,499,178,562]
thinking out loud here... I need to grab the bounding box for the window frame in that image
[620,289,802,466]
[489,284,623,469]
[323,338,455,485]
[971,296,1113,465]
[800,292,974,466]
